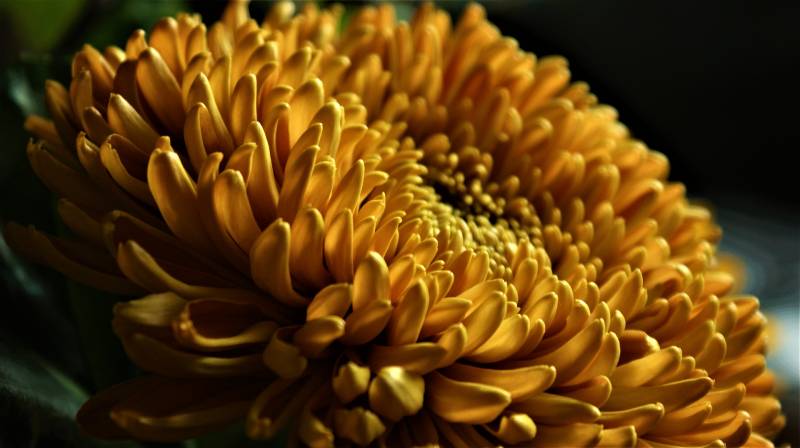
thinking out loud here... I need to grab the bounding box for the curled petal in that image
[250,219,308,306]
[442,363,555,402]
[368,366,425,421]
[426,371,511,424]
[263,329,307,379]
[78,376,267,442]
[293,315,345,358]
[333,407,385,446]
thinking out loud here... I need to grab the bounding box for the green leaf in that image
[0,342,86,424]
[66,280,137,391]
[0,341,141,447]
[0,0,86,52]
[6,68,43,117]
[78,0,188,51]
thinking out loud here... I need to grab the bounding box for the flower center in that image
[423,163,546,282]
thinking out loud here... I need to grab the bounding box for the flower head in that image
[7,1,785,446]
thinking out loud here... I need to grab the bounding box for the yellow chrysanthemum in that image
[6,1,785,447]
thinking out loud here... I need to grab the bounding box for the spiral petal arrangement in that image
[7,1,785,446]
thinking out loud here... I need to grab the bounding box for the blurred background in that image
[0,0,797,446]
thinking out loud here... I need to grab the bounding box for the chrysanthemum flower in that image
[6,1,785,446]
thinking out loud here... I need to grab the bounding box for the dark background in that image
[0,1,797,446]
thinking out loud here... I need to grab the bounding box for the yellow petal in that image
[611,346,682,387]
[25,114,77,167]
[56,199,103,246]
[387,254,416,301]
[297,406,335,448]
[620,329,661,362]
[44,80,78,147]
[26,140,112,213]
[562,331,620,386]
[324,208,354,282]
[529,423,602,448]
[667,320,717,358]
[434,323,468,369]
[173,298,278,352]
[724,317,766,360]
[79,376,265,442]
[696,332,727,373]
[75,134,154,223]
[368,366,424,421]
[387,279,429,345]
[714,354,765,388]
[230,73,257,145]
[187,73,233,154]
[369,342,447,375]
[352,215,377,266]
[605,377,714,412]
[341,298,392,345]
[312,101,343,159]
[248,377,322,439]
[648,293,692,341]
[510,318,547,359]
[535,297,590,355]
[102,210,244,287]
[467,314,531,363]
[666,410,752,447]
[208,54,231,122]
[648,400,712,437]
[352,251,390,311]
[606,269,645,319]
[99,141,153,206]
[184,103,214,172]
[278,145,319,223]
[289,77,325,144]
[484,412,537,445]
[262,329,307,378]
[598,403,665,435]
[249,219,308,306]
[325,159,364,224]
[120,332,265,377]
[243,121,280,225]
[148,17,182,76]
[460,278,507,310]
[333,407,385,446]
[293,316,345,358]
[4,223,140,295]
[115,238,290,324]
[307,283,352,321]
[148,147,213,253]
[740,396,781,432]
[512,392,600,425]
[289,209,333,288]
[523,318,605,386]
[332,361,371,404]
[442,363,555,401]
[521,291,558,329]
[370,215,402,258]
[305,156,336,211]
[431,416,492,448]
[461,291,506,354]
[597,426,637,448]
[136,47,184,133]
[558,375,612,407]
[70,70,93,128]
[421,297,471,338]
[426,371,511,424]
[212,168,261,252]
[107,93,158,153]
